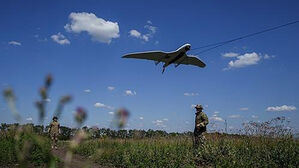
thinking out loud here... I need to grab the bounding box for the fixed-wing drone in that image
[122,44,206,73]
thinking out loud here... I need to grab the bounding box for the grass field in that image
[1,77,298,167]
[73,134,298,168]
[0,125,298,167]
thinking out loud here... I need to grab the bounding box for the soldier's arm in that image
[201,114,209,126]
[195,118,201,129]
[198,114,209,127]
[58,123,61,134]
[48,123,52,133]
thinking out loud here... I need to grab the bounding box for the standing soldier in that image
[193,104,209,150]
[49,116,60,149]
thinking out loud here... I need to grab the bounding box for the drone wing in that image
[122,51,169,62]
[179,55,206,68]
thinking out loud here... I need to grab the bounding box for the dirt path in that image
[51,147,107,168]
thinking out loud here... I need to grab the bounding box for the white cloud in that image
[141,35,149,41]
[144,25,156,34]
[214,111,220,114]
[266,105,296,112]
[38,38,48,42]
[264,54,275,59]
[26,117,33,121]
[44,98,51,103]
[65,12,120,43]
[139,117,144,120]
[211,116,224,122]
[94,102,105,108]
[184,92,199,96]
[84,89,91,93]
[34,34,48,42]
[129,30,141,38]
[129,21,157,42]
[152,119,166,128]
[225,52,261,69]
[107,86,115,91]
[222,52,239,57]
[163,118,168,121]
[94,102,114,110]
[264,54,270,59]
[251,115,258,119]
[51,32,70,45]
[8,41,21,46]
[240,107,249,111]
[129,29,149,41]
[108,111,114,115]
[147,20,152,24]
[229,114,240,119]
[124,90,137,96]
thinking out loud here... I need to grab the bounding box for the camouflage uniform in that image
[49,118,60,149]
[193,105,209,150]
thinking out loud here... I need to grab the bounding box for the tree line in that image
[0,123,194,140]
[1,116,295,140]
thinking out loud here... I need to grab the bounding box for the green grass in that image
[74,138,195,167]
[0,127,54,166]
[1,129,298,167]
[74,135,299,168]
[0,133,16,164]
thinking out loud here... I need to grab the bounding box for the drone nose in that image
[185,46,190,51]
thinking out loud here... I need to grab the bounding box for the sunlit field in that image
[1,75,298,168]
[1,121,299,167]
[74,135,298,167]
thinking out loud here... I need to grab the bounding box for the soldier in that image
[49,116,60,149]
[193,104,209,150]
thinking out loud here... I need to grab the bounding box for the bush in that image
[0,126,54,166]
[0,133,16,164]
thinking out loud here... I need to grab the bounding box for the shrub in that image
[0,126,54,166]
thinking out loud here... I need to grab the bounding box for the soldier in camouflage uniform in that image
[193,104,209,150]
[49,116,60,149]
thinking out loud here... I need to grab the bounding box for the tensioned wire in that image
[190,20,299,55]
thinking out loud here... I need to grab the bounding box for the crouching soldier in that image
[49,116,60,149]
[193,105,209,150]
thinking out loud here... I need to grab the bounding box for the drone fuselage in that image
[163,44,191,69]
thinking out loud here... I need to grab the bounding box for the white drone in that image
[122,44,206,73]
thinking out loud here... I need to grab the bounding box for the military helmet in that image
[195,104,203,109]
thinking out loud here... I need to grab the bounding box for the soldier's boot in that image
[54,137,58,149]
[51,136,54,149]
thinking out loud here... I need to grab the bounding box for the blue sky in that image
[0,0,299,132]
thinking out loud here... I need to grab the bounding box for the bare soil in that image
[51,147,106,168]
